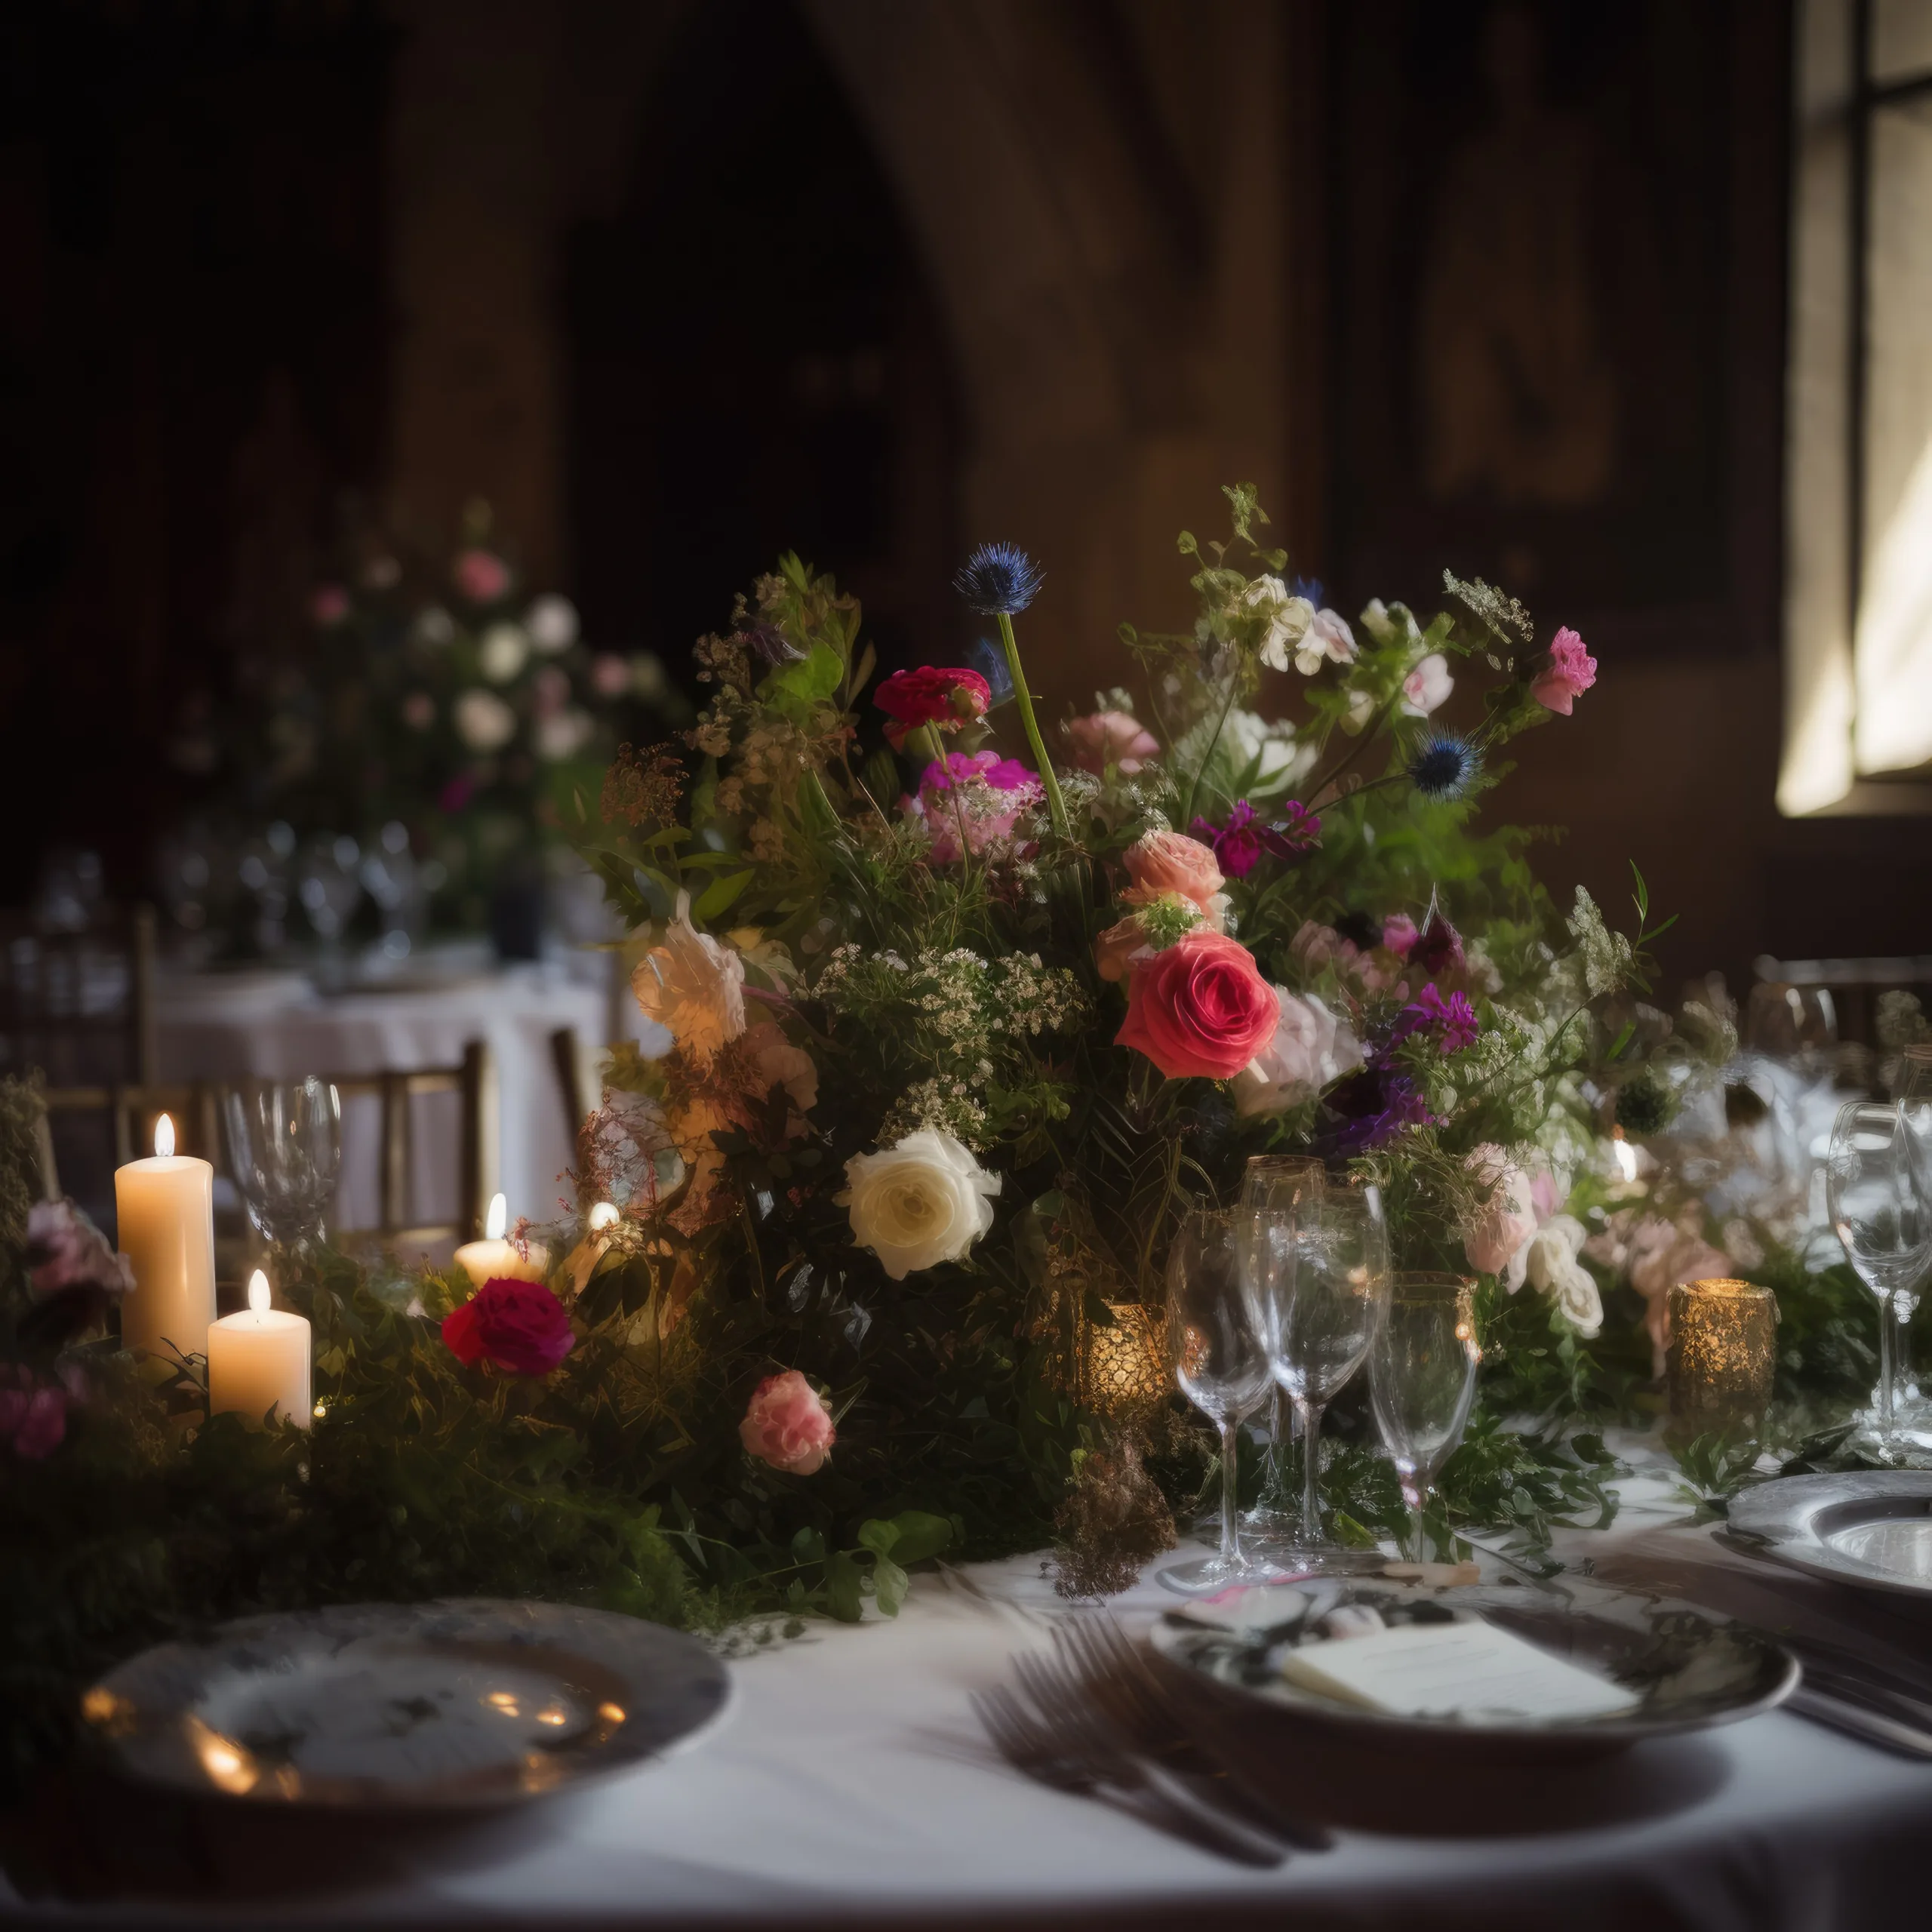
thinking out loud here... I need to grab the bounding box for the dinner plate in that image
[1727,1470,1932,1598]
[82,1599,732,1808]
[1147,1575,1796,1763]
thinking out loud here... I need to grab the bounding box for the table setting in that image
[8,491,1932,1928]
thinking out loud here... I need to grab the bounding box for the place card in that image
[1279,1617,1641,1723]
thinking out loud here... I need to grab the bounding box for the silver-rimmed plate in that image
[83,1599,732,1807]
[1727,1470,1932,1597]
[1147,1576,1796,1763]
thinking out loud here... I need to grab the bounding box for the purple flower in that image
[1188,800,1322,879]
[1388,983,1480,1056]
[1315,1066,1436,1156]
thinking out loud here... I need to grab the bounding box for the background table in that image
[157,954,636,1242]
[9,1451,1931,1930]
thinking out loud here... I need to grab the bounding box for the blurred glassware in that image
[1826,1100,1930,1460]
[33,848,105,934]
[1370,1272,1481,1560]
[1746,980,1838,1066]
[238,822,297,956]
[1159,1209,1275,1593]
[297,833,364,952]
[223,1075,341,1250]
[359,820,423,961]
[1238,1155,1324,1543]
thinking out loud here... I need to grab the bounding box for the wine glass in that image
[1238,1155,1324,1540]
[1371,1272,1481,1560]
[224,1076,343,1250]
[1160,1210,1275,1592]
[1746,980,1837,1066]
[1272,1186,1391,1572]
[1826,1100,1929,1460]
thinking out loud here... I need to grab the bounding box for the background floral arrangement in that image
[1,488,1898,1792]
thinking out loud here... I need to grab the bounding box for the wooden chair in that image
[549,1025,606,1147]
[0,903,158,1090]
[326,1040,498,1252]
[1752,955,1932,1049]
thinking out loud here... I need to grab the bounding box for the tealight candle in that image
[208,1270,312,1429]
[115,1113,217,1362]
[454,1192,549,1289]
[1667,1278,1777,1446]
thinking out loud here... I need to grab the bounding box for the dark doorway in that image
[563,0,959,690]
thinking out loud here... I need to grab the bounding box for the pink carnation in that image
[740,1370,836,1475]
[1531,627,1597,716]
[1065,710,1160,776]
[453,548,512,605]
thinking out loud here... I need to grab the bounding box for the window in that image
[1783,0,1932,814]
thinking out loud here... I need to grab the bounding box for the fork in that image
[1050,1616,1333,1851]
[971,1681,1285,1867]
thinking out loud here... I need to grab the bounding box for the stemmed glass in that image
[224,1076,343,1251]
[1238,1155,1323,1540]
[1826,1100,1929,1460]
[1160,1210,1275,1592]
[1269,1187,1391,1572]
[1892,1047,1932,1441]
[1371,1272,1482,1560]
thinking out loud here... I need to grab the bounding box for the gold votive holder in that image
[1666,1278,1777,1447]
[1079,1300,1171,1418]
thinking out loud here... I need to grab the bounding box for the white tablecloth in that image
[20,1455,1932,1928]
[156,960,621,1243]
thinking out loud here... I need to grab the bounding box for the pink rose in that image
[441,1278,574,1376]
[1531,626,1597,716]
[0,1368,68,1460]
[1383,914,1420,957]
[592,653,631,697]
[27,1198,133,1301]
[1291,920,1358,974]
[1065,710,1160,776]
[454,548,512,605]
[740,1369,836,1474]
[1115,930,1280,1081]
[1120,830,1224,917]
[1462,1145,1537,1286]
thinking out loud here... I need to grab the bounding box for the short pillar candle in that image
[208,1270,312,1429]
[454,1192,549,1289]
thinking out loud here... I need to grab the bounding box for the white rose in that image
[452,688,515,751]
[528,594,579,653]
[838,1128,1000,1280]
[631,891,746,1060]
[1294,608,1357,677]
[1399,651,1454,718]
[479,623,530,683]
[535,708,594,761]
[1524,1214,1603,1339]
[1232,989,1363,1117]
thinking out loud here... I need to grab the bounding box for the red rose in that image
[1115,930,1281,1081]
[442,1277,574,1377]
[874,667,991,750]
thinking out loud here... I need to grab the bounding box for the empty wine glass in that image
[1371,1272,1481,1560]
[1826,1100,1929,1460]
[1238,1155,1324,1540]
[1272,1186,1390,1572]
[1160,1209,1275,1592]
[224,1076,342,1250]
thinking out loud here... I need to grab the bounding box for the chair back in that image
[549,1026,607,1147]
[1753,954,1932,1048]
[0,903,158,1089]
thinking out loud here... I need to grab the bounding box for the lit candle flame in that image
[155,1113,175,1158]
[485,1192,508,1241]
[587,1201,619,1232]
[248,1269,271,1315]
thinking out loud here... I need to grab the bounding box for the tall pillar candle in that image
[208,1270,312,1428]
[115,1114,216,1362]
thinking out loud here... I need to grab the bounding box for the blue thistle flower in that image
[954,542,1044,617]
[1407,732,1482,801]
[1289,574,1324,607]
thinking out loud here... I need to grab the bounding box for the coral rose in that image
[1115,931,1280,1081]
[1120,830,1224,916]
[873,666,991,750]
[632,892,746,1060]
[1065,710,1160,776]
[442,1278,575,1376]
[740,1370,837,1475]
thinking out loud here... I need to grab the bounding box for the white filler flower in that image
[528,594,580,653]
[839,1128,1001,1280]
[453,688,515,751]
[479,622,531,683]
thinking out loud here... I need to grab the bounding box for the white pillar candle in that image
[454,1192,549,1288]
[208,1270,312,1429]
[115,1113,216,1362]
